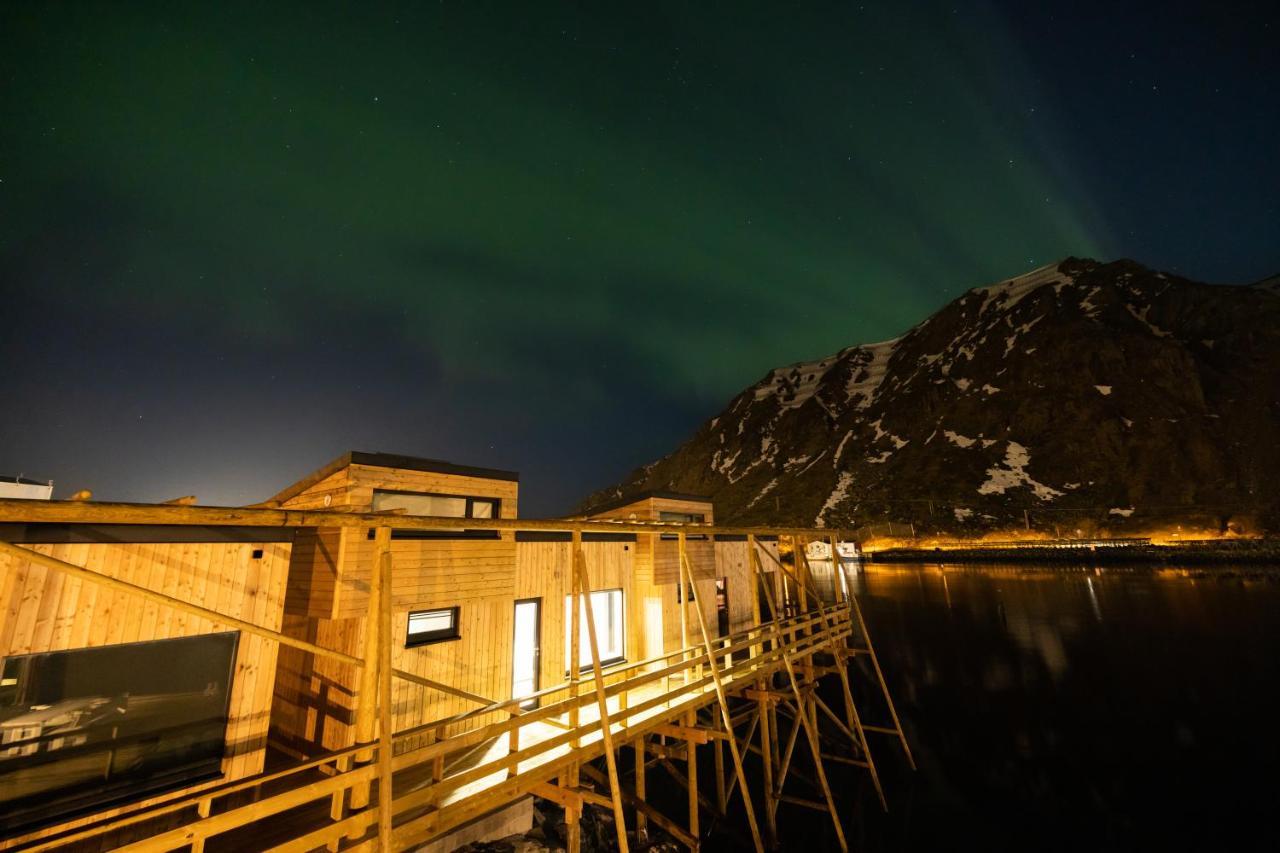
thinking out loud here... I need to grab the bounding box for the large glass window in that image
[564,589,625,669]
[0,633,237,835]
[372,490,499,519]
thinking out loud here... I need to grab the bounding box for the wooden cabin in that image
[0,520,291,845]
[268,452,522,757]
[583,492,782,667]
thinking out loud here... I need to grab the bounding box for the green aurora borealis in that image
[2,2,1276,512]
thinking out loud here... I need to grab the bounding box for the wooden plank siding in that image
[513,539,636,696]
[584,495,723,659]
[269,460,524,757]
[0,539,291,850]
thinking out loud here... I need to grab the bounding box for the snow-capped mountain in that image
[581,258,1280,534]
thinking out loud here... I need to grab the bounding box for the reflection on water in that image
[821,564,1280,853]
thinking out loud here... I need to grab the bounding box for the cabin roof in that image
[585,489,714,517]
[267,451,520,505]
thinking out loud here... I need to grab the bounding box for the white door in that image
[512,599,541,709]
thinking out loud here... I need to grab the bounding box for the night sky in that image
[2,2,1277,515]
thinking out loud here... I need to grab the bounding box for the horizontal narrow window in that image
[406,607,460,646]
[372,490,500,519]
[564,589,624,670]
[658,511,706,523]
[658,511,709,541]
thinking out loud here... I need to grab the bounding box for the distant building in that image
[0,476,52,500]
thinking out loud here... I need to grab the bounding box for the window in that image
[659,511,705,523]
[564,589,624,669]
[0,634,237,835]
[659,509,708,540]
[372,490,499,519]
[406,607,460,646]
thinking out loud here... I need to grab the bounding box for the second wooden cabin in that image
[267,454,785,760]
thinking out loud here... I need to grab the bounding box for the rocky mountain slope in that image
[582,259,1280,535]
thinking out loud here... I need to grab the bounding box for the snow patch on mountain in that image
[1126,303,1171,337]
[978,442,1064,501]
[1079,286,1103,316]
[747,478,780,509]
[833,430,855,465]
[816,472,856,526]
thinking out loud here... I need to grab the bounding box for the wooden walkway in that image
[0,501,913,853]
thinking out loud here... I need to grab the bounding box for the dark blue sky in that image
[2,1,1276,514]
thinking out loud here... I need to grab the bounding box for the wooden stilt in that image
[574,531,630,853]
[802,538,887,809]
[581,764,698,851]
[750,540,849,852]
[723,711,759,807]
[846,568,917,771]
[713,713,726,814]
[775,703,802,797]
[680,533,765,853]
[634,737,648,840]
[748,536,778,845]
[564,764,581,853]
[686,710,699,841]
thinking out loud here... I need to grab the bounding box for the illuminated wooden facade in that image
[0,454,912,853]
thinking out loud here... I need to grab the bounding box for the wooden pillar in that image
[569,532,581,748]
[678,532,691,682]
[376,533,394,850]
[748,535,764,662]
[350,526,390,818]
[575,531,631,853]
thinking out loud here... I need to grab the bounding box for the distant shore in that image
[862,538,1280,565]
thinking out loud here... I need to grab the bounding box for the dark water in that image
[809,564,1280,853]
